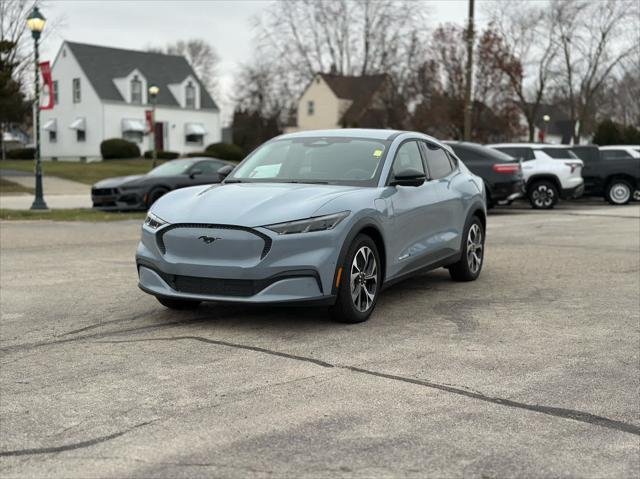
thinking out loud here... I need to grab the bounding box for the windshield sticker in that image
[373,149,383,157]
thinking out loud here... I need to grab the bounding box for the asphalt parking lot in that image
[1,202,639,478]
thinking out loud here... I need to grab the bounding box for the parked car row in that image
[91,140,639,212]
[443,142,639,209]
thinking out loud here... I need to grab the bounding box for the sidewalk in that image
[0,172,91,209]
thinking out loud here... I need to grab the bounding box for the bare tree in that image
[553,0,638,143]
[487,0,559,141]
[252,0,429,103]
[149,39,220,99]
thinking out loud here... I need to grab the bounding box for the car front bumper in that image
[561,182,585,200]
[92,187,147,211]
[135,221,348,304]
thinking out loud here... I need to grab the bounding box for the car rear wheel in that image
[330,234,381,323]
[605,180,632,205]
[528,180,558,209]
[449,217,484,282]
[156,296,201,310]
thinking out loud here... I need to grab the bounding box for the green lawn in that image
[0,208,145,222]
[0,177,34,195]
[0,159,163,185]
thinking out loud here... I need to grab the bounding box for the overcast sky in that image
[41,0,492,123]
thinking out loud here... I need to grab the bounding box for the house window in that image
[185,82,196,108]
[185,134,203,146]
[123,130,143,143]
[49,130,57,143]
[77,129,86,142]
[131,76,142,104]
[307,101,315,115]
[72,78,81,103]
[53,80,58,105]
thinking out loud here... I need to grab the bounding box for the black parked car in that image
[445,141,524,207]
[92,157,234,210]
[569,145,640,205]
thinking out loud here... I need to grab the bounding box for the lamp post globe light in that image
[148,85,159,168]
[27,6,48,210]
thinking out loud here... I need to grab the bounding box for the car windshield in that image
[228,137,391,186]
[147,159,195,177]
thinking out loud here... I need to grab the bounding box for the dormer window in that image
[131,76,142,104]
[185,82,196,109]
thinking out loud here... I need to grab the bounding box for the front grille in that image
[161,273,256,297]
[156,223,272,258]
[92,188,117,196]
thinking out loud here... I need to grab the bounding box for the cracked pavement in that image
[1,203,639,478]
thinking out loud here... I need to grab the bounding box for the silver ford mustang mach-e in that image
[136,129,486,323]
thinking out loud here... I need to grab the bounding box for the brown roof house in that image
[285,73,399,132]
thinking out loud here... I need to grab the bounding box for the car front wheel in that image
[605,180,632,205]
[449,217,484,282]
[330,234,381,323]
[528,180,558,209]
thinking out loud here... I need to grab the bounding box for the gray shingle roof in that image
[65,42,218,110]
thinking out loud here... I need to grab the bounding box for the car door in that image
[386,140,444,278]
[421,141,465,255]
[189,160,227,185]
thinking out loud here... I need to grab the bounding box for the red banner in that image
[39,61,54,110]
[145,110,153,133]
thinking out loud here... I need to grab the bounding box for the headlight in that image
[264,211,350,235]
[144,212,168,230]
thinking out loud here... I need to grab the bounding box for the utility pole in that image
[463,0,475,141]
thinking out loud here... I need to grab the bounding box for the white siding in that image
[286,75,347,132]
[40,43,104,160]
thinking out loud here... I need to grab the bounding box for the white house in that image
[285,73,393,132]
[40,41,221,160]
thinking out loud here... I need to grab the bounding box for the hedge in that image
[204,142,244,162]
[100,138,141,160]
[6,147,35,160]
[143,150,180,160]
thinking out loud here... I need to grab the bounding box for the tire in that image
[330,234,381,323]
[449,216,484,282]
[605,179,632,205]
[146,188,168,208]
[156,296,201,310]
[528,180,558,209]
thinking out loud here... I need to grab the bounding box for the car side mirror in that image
[217,165,233,179]
[189,169,203,179]
[390,168,426,187]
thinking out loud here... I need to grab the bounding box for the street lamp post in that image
[148,85,159,168]
[27,6,48,210]
[542,115,551,143]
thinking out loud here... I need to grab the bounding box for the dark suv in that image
[445,141,524,207]
[569,145,640,205]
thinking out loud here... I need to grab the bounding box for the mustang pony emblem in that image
[198,235,221,244]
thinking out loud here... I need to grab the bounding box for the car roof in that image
[276,128,452,152]
[600,145,640,150]
[487,143,570,150]
[278,128,401,141]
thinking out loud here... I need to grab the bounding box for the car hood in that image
[152,182,363,227]
[93,175,145,189]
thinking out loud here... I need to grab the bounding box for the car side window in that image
[391,141,425,178]
[496,147,534,161]
[424,143,453,179]
[195,161,224,174]
[601,150,632,160]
